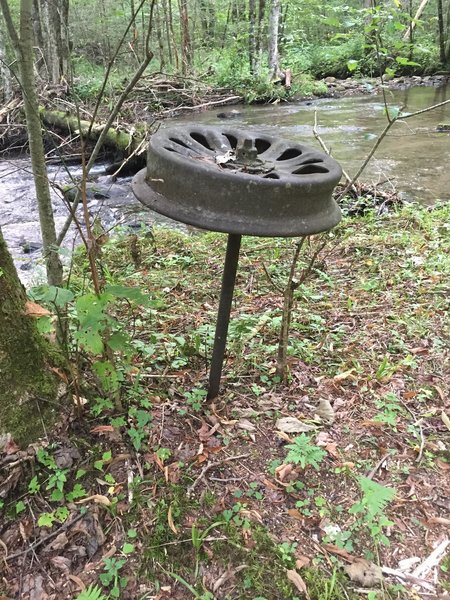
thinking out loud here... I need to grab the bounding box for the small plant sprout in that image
[285,434,326,470]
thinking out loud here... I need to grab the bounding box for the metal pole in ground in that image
[207,233,242,400]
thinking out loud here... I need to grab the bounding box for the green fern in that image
[285,434,326,470]
[349,477,396,546]
[350,476,396,520]
[74,585,107,600]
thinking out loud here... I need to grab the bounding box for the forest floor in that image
[0,199,449,600]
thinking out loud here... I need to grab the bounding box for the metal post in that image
[207,233,242,400]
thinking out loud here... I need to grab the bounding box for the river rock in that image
[21,241,42,254]
[217,109,242,119]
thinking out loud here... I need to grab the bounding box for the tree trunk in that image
[446,0,450,59]
[402,0,431,41]
[438,0,446,62]
[40,109,143,156]
[248,0,257,74]
[268,0,281,79]
[0,0,63,287]
[0,12,13,100]
[31,0,70,83]
[255,0,265,74]
[179,0,192,74]
[0,228,63,447]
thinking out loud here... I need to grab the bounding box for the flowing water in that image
[172,82,450,203]
[0,83,449,283]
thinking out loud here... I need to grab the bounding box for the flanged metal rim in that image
[132,124,343,236]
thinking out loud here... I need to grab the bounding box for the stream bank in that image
[0,80,449,284]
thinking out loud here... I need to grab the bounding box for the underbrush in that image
[1,201,449,599]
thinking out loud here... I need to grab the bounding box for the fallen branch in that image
[411,537,449,579]
[161,95,241,115]
[187,453,250,496]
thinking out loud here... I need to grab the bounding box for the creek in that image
[0,82,449,284]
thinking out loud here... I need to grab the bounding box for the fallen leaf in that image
[73,395,88,406]
[275,463,295,482]
[441,411,450,432]
[23,301,51,317]
[276,417,317,433]
[239,509,263,524]
[427,516,450,526]
[322,543,353,561]
[436,459,450,471]
[333,369,356,382]
[168,504,178,534]
[287,508,303,521]
[67,574,86,591]
[286,569,309,597]
[236,418,257,432]
[197,421,220,442]
[434,385,446,402]
[76,495,111,507]
[50,367,68,383]
[296,556,311,569]
[90,425,115,433]
[344,559,383,587]
[316,399,335,424]
[325,443,339,459]
[4,435,20,455]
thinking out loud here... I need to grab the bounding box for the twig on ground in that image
[411,537,449,579]
[187,453,250,497]
[381,566,435,592]
[366,454,390,480]
[6,513,84,561]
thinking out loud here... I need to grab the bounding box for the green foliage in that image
[349,476,396,546]
[74,585,107,600]
[285,434,326,470]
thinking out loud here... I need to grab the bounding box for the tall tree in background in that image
[179,0,192,73]
[268,0,281,79]
[248,0,257,74]
[437,0,447,62]
[0,228,63,446]
[32,0,70,83]
[0,11,13,100]
[0,0,63,286]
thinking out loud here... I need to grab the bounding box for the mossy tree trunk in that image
[0,229,63,447]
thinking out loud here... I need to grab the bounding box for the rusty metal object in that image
[132,124,343,400]
[132,125,342,237]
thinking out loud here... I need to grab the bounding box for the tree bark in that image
[268,0,281,79]
[438,0,446,62]
[402,0,431,41]
[248,0,257,74]
[40,109,143,156]
[0,228,63,447]
[0,11,13,101]
[179,0,192,74]
[31,0,70,83]
[0,0,63,287]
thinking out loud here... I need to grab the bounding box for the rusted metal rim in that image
[132,125,343,236]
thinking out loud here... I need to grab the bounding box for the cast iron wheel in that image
[132,125,342,236]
